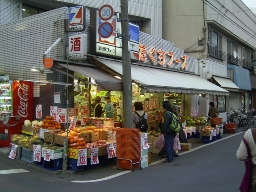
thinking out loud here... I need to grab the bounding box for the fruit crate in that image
[21,148,33,163]
[68,158,86,172]
[43,158,63,171]
[201,136,211,144]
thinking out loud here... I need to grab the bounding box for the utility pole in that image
[120,0,133,128]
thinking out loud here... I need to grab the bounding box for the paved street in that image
[0,132,246,192]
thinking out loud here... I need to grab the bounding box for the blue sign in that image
[98,22,113,38]
[129,23,139,42]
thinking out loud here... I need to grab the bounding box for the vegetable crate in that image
[21,148,33,163]
[43,158,63,171]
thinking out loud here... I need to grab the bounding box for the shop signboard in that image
[95,12,139,60]
[68,34,87,60]
[66,6,86,32]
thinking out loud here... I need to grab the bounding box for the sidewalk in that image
[0,129,244,182]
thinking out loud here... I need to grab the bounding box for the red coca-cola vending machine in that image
[0,79,33,148]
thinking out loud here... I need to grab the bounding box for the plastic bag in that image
[173,135,181,150]
[155,134,165,149]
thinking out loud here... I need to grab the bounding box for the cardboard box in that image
[180,143,192,151]
[99,131,108,140]
[54,134,66,145]
[98,145,107,156]
[44,132,54,143]
[89,132,99,142]
[78,132,90,142]
[200,129,212,137]
[22,125,34,135]
[39,128,60,139]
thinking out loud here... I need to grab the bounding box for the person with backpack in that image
[160,101,180,163]
[132,102,148,132]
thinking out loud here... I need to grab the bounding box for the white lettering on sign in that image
[17,83,29,117]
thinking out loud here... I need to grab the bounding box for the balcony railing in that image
[241,60,252,69]
[208,45,226,61]
[227,54,238,65]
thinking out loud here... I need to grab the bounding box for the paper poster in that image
[58,108,67,123]
[90,148,99,165]
[36,104,42,119]
[77,149,87,166]
[54,92,60,103]
[8,144,17,159]
[141,133,150,150]
[33,145,41,162]
[107,143,116,158]
[50,106,58,121]
[68,116,77,130]
[44,149,51,161]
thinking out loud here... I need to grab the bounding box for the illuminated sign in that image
[66,6,86,31]
[139,44,188,70]
[68,34,87,59]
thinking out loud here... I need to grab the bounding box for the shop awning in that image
[58,64,122,91]
[212,76,239,91]
[95,58,229,96]
[227,65,251,90]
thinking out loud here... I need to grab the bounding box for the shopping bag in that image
[173,135,181,150]
[155,134,165,149]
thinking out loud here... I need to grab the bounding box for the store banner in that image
[58,108,67,123]
[107,143,116,158]
[90,148,99,165]
[44,149,51,161]
[33,145,41,162]
[8,144,17,159]
[12,80,33,120]
[36,104,42,119]
[50,106,58,121]
[77,149,87,166]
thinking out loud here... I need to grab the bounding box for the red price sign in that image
[8,144,17,160]
[77,149,87,166]
[107,144,116,158]
[90,148,99,165]
[33,145,41,162]
[44,149,51,161]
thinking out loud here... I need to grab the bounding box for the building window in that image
[22,4,46,18]
[242,47,252,69]
[227,39,238,65]
[208,28,225,60]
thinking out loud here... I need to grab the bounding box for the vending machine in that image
[0,77,33,148]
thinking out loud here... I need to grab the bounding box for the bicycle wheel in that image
[240,119,247,132]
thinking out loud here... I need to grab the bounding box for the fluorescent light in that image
[30,67,44,73]
[114,76,121,80]
[22,9,25,11]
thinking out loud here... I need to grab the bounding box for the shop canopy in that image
[95,58,229,96]
[212,76,239,91]
[58,64,122,91]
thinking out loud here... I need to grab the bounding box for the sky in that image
[242,0,256,8]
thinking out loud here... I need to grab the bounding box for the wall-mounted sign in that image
[68,34,87,59]
[66,6,86,32]
[139,44,188,70]
[94,12,140,60]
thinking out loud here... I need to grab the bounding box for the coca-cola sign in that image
[13,81,33,120]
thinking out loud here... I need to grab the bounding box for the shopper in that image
[236,128,256,192]
[158,104,180,159]
[208,101,219,118]
[94,96,103,117]
[103,96,114,118]
[132,101,148,129]
[160,101,178,163]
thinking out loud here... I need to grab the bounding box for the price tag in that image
[68,116,77,130]
[107,143,116,158]
[44,149,51,161]
[8,144,17,159]
[141,133,150,150]
[33,145,41,162]
[77,149,87,166]
[90,148,99,165]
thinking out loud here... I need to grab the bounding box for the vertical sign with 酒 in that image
[69,34,87,59]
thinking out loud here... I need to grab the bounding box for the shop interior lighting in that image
[30,67,44,73]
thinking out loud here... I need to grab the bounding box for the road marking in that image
[0,169,29,174]
[71,132,243,183]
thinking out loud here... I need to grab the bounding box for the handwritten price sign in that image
[36,104,42,119]
[44,149,51,161]
[50,106,58,121]
[58,108,67,123]
[33,145,41,162]
[77,149,87,166]
[107,143,116,158]
[8,144,17,159]
[90,148,99,165]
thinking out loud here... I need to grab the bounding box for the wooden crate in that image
[180,143,192,151]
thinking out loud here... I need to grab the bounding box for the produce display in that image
[41,116,61,130]
[182,116,207,126]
